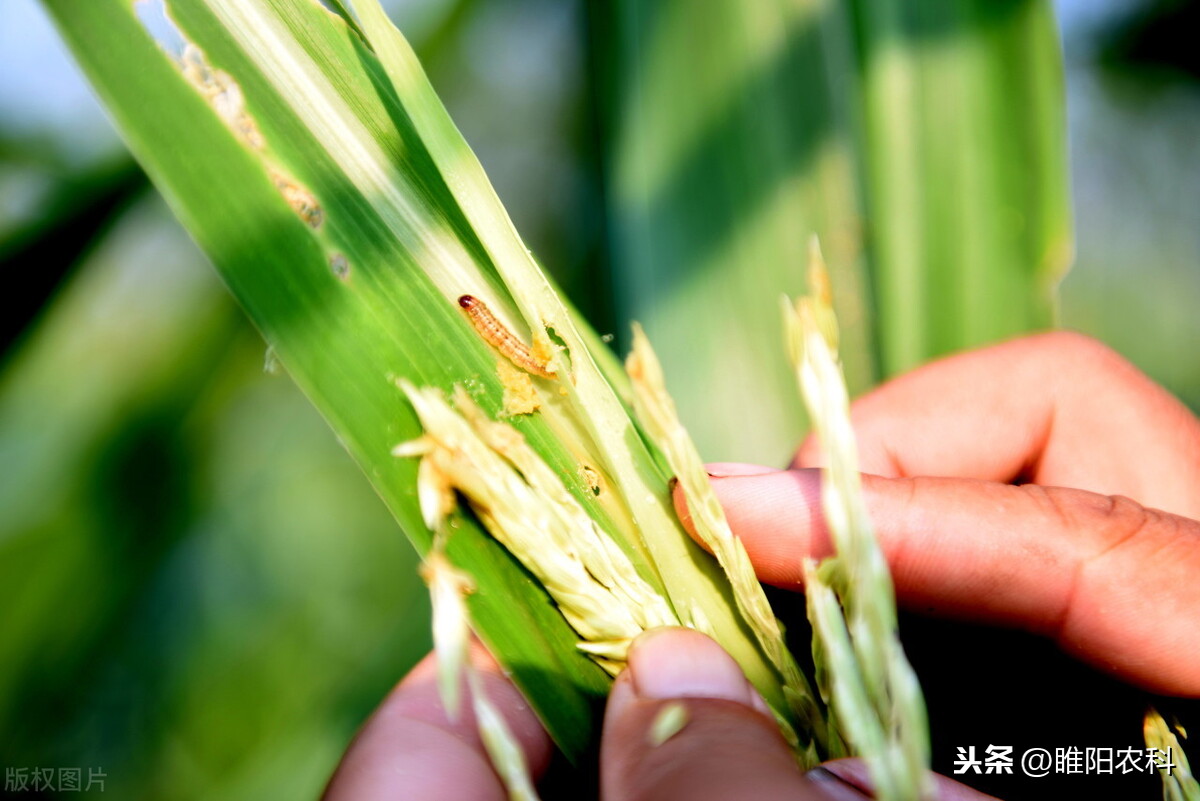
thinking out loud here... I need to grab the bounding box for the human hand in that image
[325,331,1197,799]
[324,628,996,800]
[676,332,1200,696]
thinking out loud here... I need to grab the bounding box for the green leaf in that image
[41,0,800,761]
[598,0,1072,456]
[598,0,877,464]
[853,0,1073,375]
[41,0,607,759]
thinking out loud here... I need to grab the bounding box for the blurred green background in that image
[1,0,1198,798]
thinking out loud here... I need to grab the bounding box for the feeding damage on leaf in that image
[393,381,678,676]
[180,43,264,150]
[174,38,345,267]
[457,293,565,415]
[458,294,557,380]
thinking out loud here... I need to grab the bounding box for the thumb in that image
[601,628,869,800]
[678,467,1200,696]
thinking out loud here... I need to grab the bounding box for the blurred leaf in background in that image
[593,0,874,465]
[594,0,1071,465]
[0,165,431,801]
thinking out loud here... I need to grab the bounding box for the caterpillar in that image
[458,295,556,379]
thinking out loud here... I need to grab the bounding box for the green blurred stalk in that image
[854,0,1072,376]
[596,0,875,465]
[598,0,1071,458]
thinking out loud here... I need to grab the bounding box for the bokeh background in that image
[1,0,1197,798]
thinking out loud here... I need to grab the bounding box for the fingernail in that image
[705,462,781,478]
[627,628,755,706]
[806,767,873,800]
